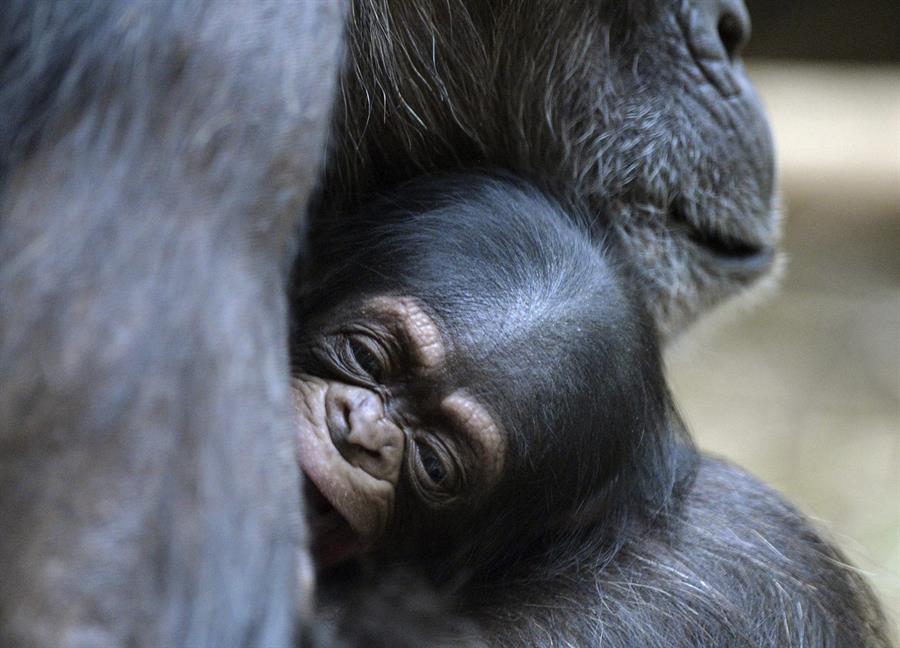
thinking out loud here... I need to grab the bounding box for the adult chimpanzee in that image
[293,172,889,647]
[0,2,344,646]
[0,0,889,647]
[318,0,780,341]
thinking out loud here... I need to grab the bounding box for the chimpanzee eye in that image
[416,441,448,486]
[347,336,382,380]
[410,435,465,504]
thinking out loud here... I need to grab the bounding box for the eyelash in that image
[345,335,383,380]
[412,436,462,501]
[416,440,448,484]
[325,331,388,386]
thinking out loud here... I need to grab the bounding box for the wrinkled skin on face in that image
[292,296,505,569]
[319,0,779,339]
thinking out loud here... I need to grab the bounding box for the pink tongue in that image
[311,510,364,569]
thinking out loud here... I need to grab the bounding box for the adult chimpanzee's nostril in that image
[680,0,751,96]
[717,7,750,61]
[705,0,750,62]
[687,0,751,63]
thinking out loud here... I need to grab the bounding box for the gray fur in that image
[321,0,778,340]
[0,1,345,645]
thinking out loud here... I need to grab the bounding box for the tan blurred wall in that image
[667,62,900,632]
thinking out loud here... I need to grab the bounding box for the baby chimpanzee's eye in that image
[416,441,448,486]
[347,336,382,380]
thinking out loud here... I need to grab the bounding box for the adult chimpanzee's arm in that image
[0,2,344,645]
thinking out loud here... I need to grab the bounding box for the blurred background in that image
[668,0,899,631]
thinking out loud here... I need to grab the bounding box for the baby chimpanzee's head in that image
[292,173,678,577]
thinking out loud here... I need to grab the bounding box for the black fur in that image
[304,173,891,647]
[475,456,890,647]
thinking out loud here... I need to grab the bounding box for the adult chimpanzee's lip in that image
[303,477,364,570]
[669,200,775,277]
[685,221,775,275]
[693,239,775,275]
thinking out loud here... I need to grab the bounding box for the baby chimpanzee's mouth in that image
[303,478,364,570]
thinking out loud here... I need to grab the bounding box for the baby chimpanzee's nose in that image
[324,383,404,483]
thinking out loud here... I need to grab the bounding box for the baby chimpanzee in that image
[291,171,681,575]
[291,173,888,647]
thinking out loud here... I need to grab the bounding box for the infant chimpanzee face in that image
[291,173,669,574]
[293,295,505,568]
